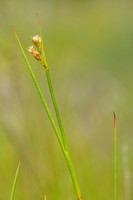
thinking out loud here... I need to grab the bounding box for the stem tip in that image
[12,26,16,34]
[18,157,21,168]
[113,112,116,128]
[36,13,40,25]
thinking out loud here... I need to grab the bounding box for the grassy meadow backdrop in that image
[0,0,133,199]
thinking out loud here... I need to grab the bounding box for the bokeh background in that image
[0,0,133,199]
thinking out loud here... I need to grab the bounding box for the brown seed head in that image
[32,35,41,51]
[33,50,42,62]
[28,45,43,64]
[28,35,44,66]
[28,45,35,54]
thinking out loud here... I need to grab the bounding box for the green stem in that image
[36,14,48,68]
[45,68,69,152]
[65,151,82,199]
[10,158,21,200]
[13,28,82,200]
[113,112,117,200]
[37,14,69,152]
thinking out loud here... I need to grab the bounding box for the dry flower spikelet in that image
[32,35,41,44]
[28,45,35,53]
[28,35,43,65]
[32,35,41,52]
[33,50,42,61]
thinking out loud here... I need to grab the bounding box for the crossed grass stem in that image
[36,14,68,153]
[12,15,82,200]
[10,113,117,200]
[11,15,119,200]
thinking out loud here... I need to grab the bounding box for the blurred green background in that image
[0,0,133,199]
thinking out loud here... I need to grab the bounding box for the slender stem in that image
[36,14,48,69]
[113,112,117,200]
[45,68,69,152]
[37,14,69,152]
[65,151,82,199]
[13,27,65,154]
[13,28,82,200]
[10,158,21,200]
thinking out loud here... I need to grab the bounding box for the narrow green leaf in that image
[10,158,21,200]
[13,25,82,200]
[12,26,64,153]
[113,112,117,200]
[36,13,48,69]
[36,14,69,153]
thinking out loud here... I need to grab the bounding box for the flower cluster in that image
[28,35,43,65]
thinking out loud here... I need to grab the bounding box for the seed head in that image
[32,50,43,63]
[32,35,41,44]
[28,45,35,54]
[28,34,45,66]
[28,46,43,64]
[32,35,41,51]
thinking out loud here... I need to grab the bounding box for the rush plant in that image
[13,15,82,200]
[12,15,119,200]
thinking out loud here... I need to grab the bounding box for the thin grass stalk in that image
[36,14,69,152]
[12,27,65,153]
[45,68,69,152]
[10,158,21,200]
[13,28,82,200]
[113,112,117,200]
[36,14,48,69]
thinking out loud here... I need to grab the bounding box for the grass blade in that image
[113,112,117,200]
[10,157,21,200]
[45,69,69,152]
[36,14,69,152]
[36,13,48,69]
[13,27,82,200]
[12,26,64,154]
